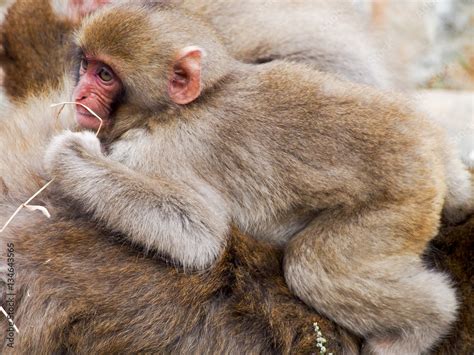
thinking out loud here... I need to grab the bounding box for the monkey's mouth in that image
[75,106,111,132]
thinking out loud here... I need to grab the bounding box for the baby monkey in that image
[45,3,473,354]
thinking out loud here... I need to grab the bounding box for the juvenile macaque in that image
[44,3,473,354]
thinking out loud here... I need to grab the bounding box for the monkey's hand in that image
[44,130,103,174]
[44,130,228,270]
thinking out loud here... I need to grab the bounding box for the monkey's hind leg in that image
[283,207,458,355]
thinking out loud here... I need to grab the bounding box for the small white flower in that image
[313,321,331,354]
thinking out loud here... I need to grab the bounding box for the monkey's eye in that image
[80,58,88,71]
[98,67,113,82]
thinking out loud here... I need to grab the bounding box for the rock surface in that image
[415,89,474,167]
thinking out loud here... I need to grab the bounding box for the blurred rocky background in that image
[356,0,473,90]
[354,0,473,166]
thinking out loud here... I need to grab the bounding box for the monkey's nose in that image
[77,92,98,101]
[76,94,88,101]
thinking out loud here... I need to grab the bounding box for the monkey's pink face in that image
[73,56,122,131]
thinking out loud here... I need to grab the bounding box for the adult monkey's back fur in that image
[0,208,358,353]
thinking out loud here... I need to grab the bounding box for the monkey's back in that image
[218,62,444,201]
[192,62,447,245]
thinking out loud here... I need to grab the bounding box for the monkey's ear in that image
[168,46,203,105]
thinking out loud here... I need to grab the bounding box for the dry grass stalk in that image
[0,103,103,233]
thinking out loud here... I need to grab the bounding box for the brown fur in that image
[0,207,359,354]
[42,4,472,354]
[425,213,474,355]
[0,0,75,100]
[0,0,390,103]
[0,1,472,353]
[0,1,361,353]
[175,0,391,87]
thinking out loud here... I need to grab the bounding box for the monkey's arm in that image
[44,131,228,270]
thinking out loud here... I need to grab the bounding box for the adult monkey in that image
[0,1,358,353]
[176,0,391,88]
[0,210,358,353]
[0,0,390,101]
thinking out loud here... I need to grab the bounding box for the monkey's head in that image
[72,2,231,138]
